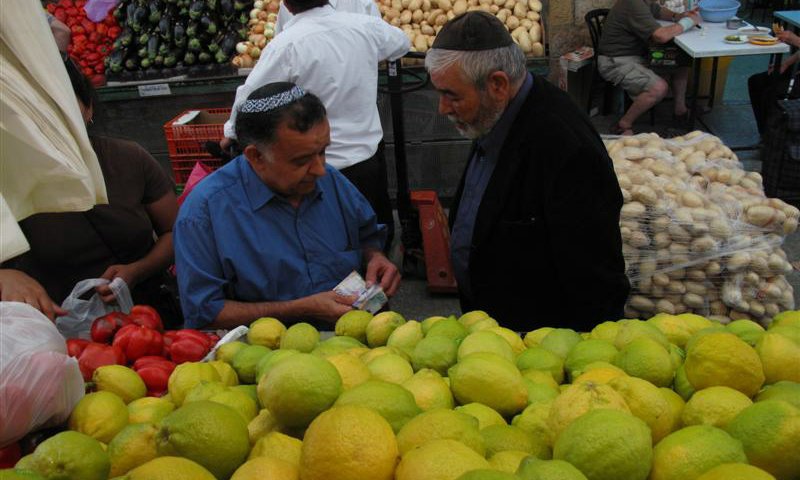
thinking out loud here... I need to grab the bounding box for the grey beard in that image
[449,98,505,140]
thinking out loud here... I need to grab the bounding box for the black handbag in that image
[761,62,800,208]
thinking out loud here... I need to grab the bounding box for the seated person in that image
[0,59,179,322]
[174,82,401,329]
[597,0,702,135]
[748,29,800,138]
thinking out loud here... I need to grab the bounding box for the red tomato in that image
[113,324,164,362]
[77,343,126,381]
[66,338,90,358]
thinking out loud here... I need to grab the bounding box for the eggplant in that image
[148,0,163,23]
[130,5,147,32]
[140,57,152,68]
[125,57,139,70]
[233,0,247,11]
[107,50,125,73]
[220,31,238,56]
[164,51,179,67]
[158,14,173,41]
[188,37,202,52]
[220,0,234,18]
[184,51,196,65]
[173,22,186,48]
[138,45,149,58]
[126,2,137,23]
[138,32,149,45]
[198,51,212,64]
[147,35,160,60]
[200,15,218,35]
[154,55,164,66]
[207,35,220,53]
[113,3,126,21]
[159,42,170,56]
[214,49,228,64]
[189,1,204,20]
[206,0,218,9]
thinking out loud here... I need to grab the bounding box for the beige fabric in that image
[0,0,107,263]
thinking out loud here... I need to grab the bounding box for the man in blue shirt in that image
[175,83,401,329]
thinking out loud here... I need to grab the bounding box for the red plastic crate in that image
[163,108,231,159]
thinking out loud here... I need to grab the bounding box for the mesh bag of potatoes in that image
[378,0,545,56]
[604,131,798,326]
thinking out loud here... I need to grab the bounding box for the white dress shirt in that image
[274,0,381,35]
[225,6,410,170]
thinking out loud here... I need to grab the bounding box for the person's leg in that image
[748,71,772,134]
[618,77,668,133]
[670,66,690,116]
[339,144,395,254]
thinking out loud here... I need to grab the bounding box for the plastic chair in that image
[585,9,615,115]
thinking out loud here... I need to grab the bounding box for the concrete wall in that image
[545,0,614,80]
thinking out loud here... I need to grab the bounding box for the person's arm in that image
[651,10,701,44]
[210,291,357,329]
[0,269,67,320]
[96,192,178,302]
[371,17,411,61]
[363,248,401,296]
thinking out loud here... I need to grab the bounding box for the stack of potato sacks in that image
[605,132,798,326]
[378,0,544,55]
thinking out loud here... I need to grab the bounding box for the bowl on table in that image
[698,0,741,22]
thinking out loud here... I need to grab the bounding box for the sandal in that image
[610,122,634,136]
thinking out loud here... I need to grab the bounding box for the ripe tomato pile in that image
[66,305,219,396]
[46,0,121,84]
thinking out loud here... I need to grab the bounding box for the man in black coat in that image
[425,12,630,332]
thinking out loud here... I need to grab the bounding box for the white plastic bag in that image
[55,277,133,339]
[0,302,85,447]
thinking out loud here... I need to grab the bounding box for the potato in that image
[621,201,646,219]
[413,34,428,52]
[513,1,527,17]
[421,24,434,34]
[630,295,656,312]
[447,9,456,18]
[435,13,448,25]
[530,42,544,57]
[427,8,443,23]
[400,10,412,23]
[452,0,468,14]
[506,14,520,29]
[385,8,401,20]
[412,9,424,21]
[528,0,542,11]
[528,10,540,20]
[683,293,705,309]
[409,0,422,9]
[401,0,411,8]
[437,0,452,9]
[518,33,532,52]
[422,0,432,10]
[521,18,533,28]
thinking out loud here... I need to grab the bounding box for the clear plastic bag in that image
[604,132,798,325]
[55,277,133,339]
[0,302,85,447]
[83,0,121,21]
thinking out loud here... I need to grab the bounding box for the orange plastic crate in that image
[163,108,231,159]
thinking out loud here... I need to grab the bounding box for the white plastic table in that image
[669,21,790,129]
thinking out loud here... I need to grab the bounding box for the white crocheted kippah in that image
[239,85,306,114]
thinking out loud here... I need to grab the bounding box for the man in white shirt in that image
[274,0,380,34]
[224,0,410,252]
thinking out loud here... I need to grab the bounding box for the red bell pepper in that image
[132,355,172,370]
[128,305,164,332]
[174,329,213,348]
[90,311,130,343]
[168,336,209,364]
[0,442,21,469]
[66,338,90,358]
[78,343,126,381]
[113,324,164,362]
[135,362,175,396]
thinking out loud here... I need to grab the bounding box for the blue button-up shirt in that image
[174,155,386,328]
[451,73,534,298]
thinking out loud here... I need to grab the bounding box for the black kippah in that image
[431,11,513,51]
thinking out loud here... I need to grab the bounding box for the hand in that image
[97,263,141,303]
[0,269,66,321]
[305,291,356,323]
[365,252,401,296]
[220,137,233,151]
[685,11,702,26]
[778,30,800,48]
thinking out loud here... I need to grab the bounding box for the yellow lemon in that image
[411,335,459,375]
[335,310,373,343]
[395,439,490,480]
[396,407,485,456]
[167,362,221,406]
[458,310,490,329]
[68,391,128,444]
[755,380,800,409]
[14,431,109,480]
[458,331,515,362]
[681,386,752,429]
[215,341,248,364]
[92,365,147,404]
[481,424,539,457]
[387,320,424,356]
[366,311,406,347]
[208,360,239,386]
[455,402,508,430]
[107,423,159,477]
[553,409,652,480]
[695,463,776,480]
[516,347,565,384]
[248,431,303,465]
[755,330,800,384]
[524,327,555,347]
[572,362,627,385]
[247,408,278,445]
[512,401,553,451]
[613,336,675,387]
[488,450,531,474]
[280,322,320,353]
[450,353,528,417]
[659,387,685,434]
[334,379,421,433]
[299,405,399,480]
[516,457,588,480]
[609,375,673,443]
[726,400,800,480]
[538,328,583,359]
[127,397,174,425]
[231,457,298,480]
[650,425,747,480]
[684,332,765,397]
[117,456,216,480]
[325,352,371,390]
[564,339,619,382]
[248,317,286,348]
[402,368,454,410]
[366,352,414,384]
[486,326,527,356]
[547,382,630,443]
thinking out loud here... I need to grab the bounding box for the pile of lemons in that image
[5,310,800,480]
